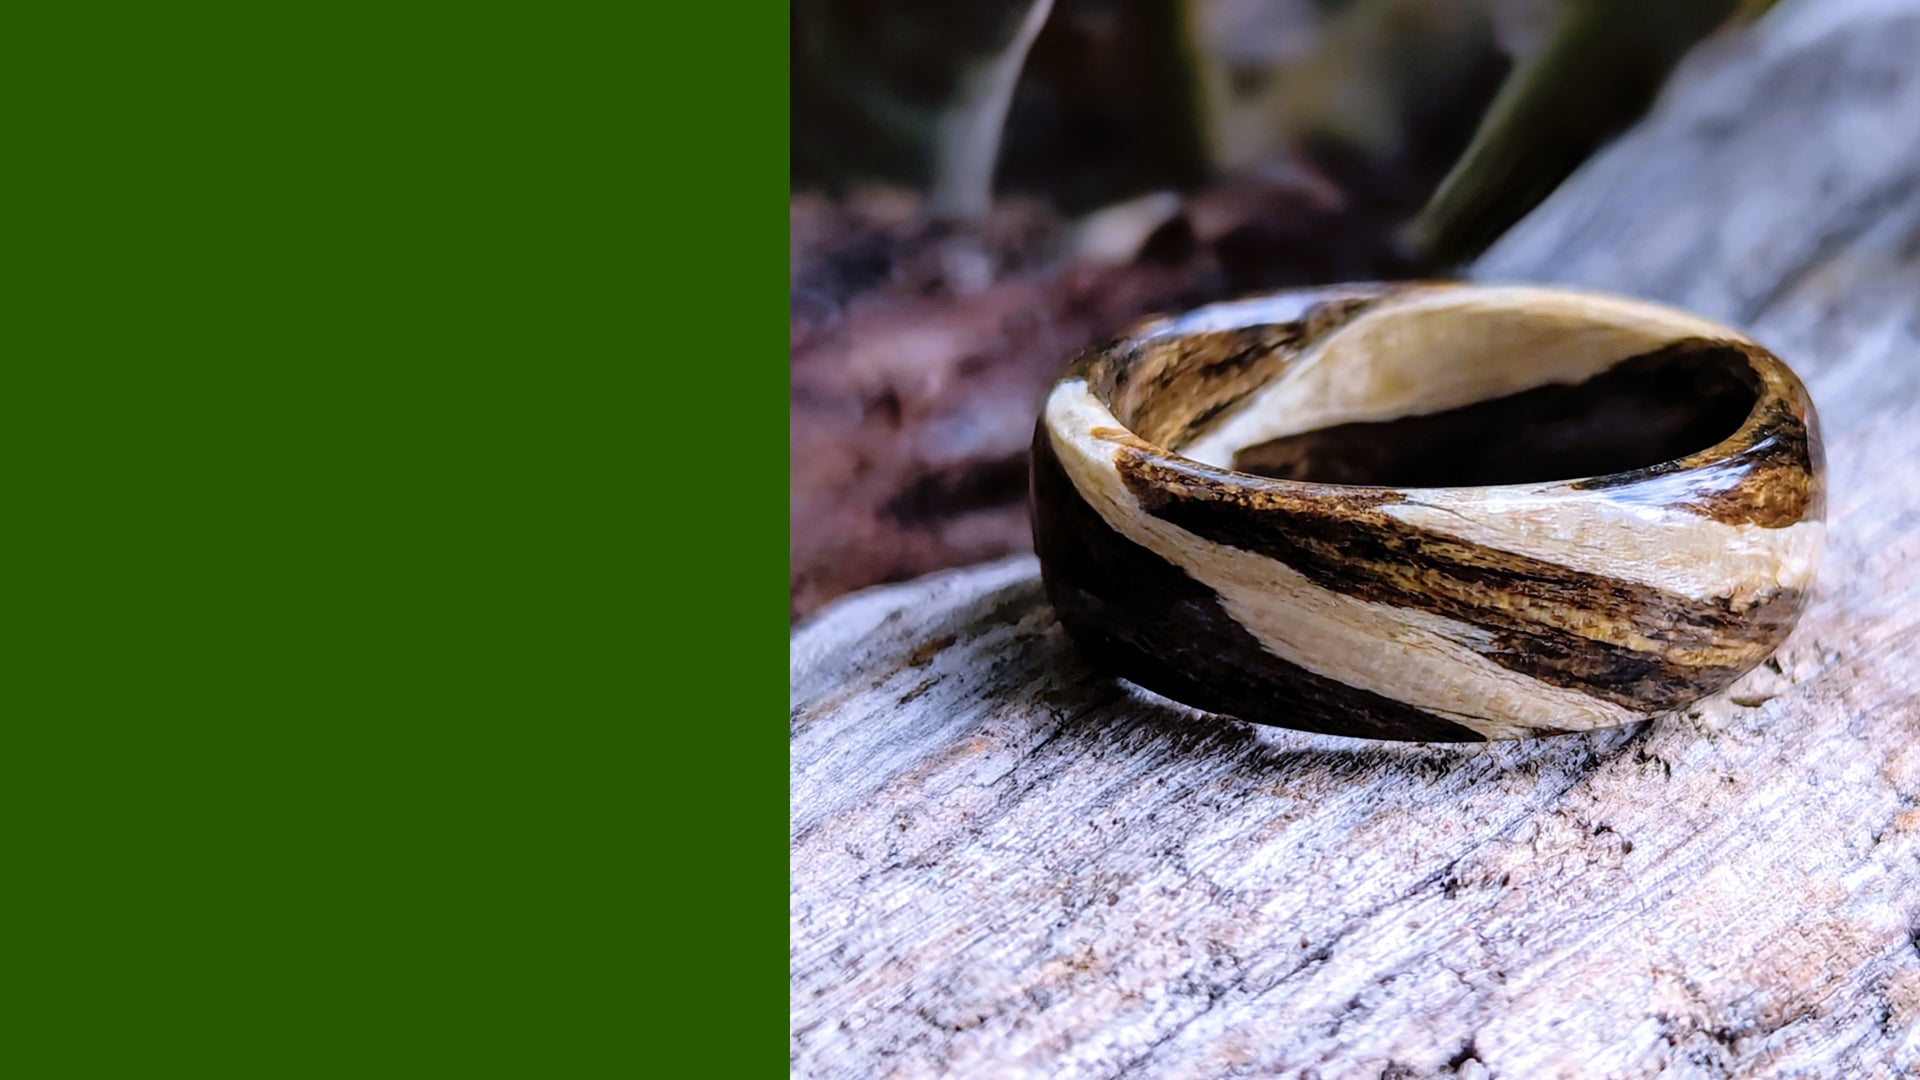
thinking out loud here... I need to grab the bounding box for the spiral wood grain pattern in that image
[1030,283,1824,741]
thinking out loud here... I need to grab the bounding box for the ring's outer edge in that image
[1030,283,1825,742]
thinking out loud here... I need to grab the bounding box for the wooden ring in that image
[1030,283,1825,741]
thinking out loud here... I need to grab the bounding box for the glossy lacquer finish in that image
[1030,283,1825,741]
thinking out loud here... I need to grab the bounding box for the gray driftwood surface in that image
[791,1,1920,1074]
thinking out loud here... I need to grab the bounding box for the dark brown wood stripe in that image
[1569,340,1823,529]
[1231,339,1761,488]
[1475,630,1752,713]
[1113,448,1807,712]
[1094,295,1387,451]
[1030,424,1487,742]
[1109,325,1299,448]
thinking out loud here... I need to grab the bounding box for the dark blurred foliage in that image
[994,0,1211,213]
[1412,0,1744,264]
[793,0,1210,212]
[792,0,1524,216]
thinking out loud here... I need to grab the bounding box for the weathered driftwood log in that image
[791,1,1920,1075]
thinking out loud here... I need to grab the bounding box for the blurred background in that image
[790,0,1773,620]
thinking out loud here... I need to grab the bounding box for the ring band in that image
[1029,283,1825,741]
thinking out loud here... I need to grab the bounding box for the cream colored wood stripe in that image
[1179,285,1738,468]
[1379,490,1824,606]
[1047,381,1647,739]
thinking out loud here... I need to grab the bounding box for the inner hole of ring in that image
[1229,341,1760,487]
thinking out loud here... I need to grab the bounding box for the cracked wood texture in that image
[790,1,1920,1075]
